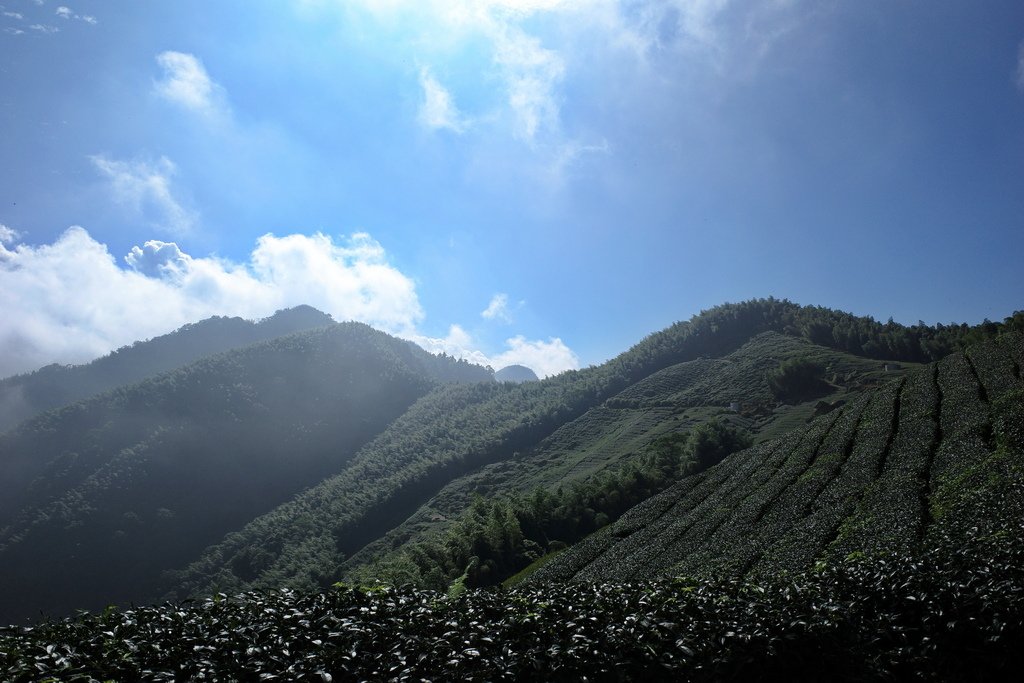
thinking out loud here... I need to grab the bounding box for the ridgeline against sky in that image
[2,1,1023,379]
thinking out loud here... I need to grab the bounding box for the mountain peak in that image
[259,306,334,333]
[494,364,539,383]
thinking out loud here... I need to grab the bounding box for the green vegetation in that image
[2,520,1022,681]
[0,322,490,623]
[1,298,1020,625]
[530,333,1023,585]
[167,300,1022,602]
[346,420,752,590]
[767,356,828,402]
[169,326,897,602]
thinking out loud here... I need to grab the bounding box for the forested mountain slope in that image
[531,333,1024,584]
[0,305,335,433]
[166,299,1019,601]
[0,323,490,623]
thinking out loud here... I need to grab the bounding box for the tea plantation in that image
[1,328,1022,680]
[532,334,1023,585]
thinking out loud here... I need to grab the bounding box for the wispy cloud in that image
[154,51,226,119]
[336,1,569,144]
[54,5,95,23]
[418,67,469,132]
[0,227,578,379]
[481,292,512,322]
[1016,40,1024,91]
[90,155,197,236]
[0,0,95,32]
[0,224,21,245]
[492,24,565,143]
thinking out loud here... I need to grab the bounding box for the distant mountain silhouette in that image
[0,306,335,433]
[494,364,539,383]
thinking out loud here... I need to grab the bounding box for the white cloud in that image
[3,11,24,19]
[413,324,489,365]
[52,5,94,23]
[90,155,197,236]
[491,25,565,142]
[412,324,578,378]
[418,67,469,132]
[0,224,21,245]
[330,0,817,146]
[28,23,58,33]
[491,334,578,378]
[154,51,225,118]
[0,227,580,380]
[481,293,512,322]
[124,240,191,278]
[333,0,568,143]
[0,228,426,378]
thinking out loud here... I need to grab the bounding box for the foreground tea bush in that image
[3,525,1022,682]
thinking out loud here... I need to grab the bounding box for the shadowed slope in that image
[0,322,490,623]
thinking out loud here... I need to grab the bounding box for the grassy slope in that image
[531,333,1023,584]
[342,331,919,575]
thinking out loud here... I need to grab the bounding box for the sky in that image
[1,0,1023,379]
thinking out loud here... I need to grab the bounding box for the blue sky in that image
[1,0,1023,378]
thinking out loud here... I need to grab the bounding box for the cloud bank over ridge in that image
[0,227,578,379]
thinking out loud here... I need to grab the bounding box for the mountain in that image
[530,333,1024,584]
[494,364,539,383]
[340,330,921,588]
[0,322,491,623]
[2,322,1022,681]
[0,305,335,433]
[164,299,1020,600]
[1,298,1020,625]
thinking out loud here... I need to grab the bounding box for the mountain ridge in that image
[0,297,1020,624]
[0,305,336,433]
[165,299,1022,599]
[0,321,491,622]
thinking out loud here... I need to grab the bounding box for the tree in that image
[768,357,828,402]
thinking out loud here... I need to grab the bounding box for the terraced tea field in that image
[532,333,1024,583]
